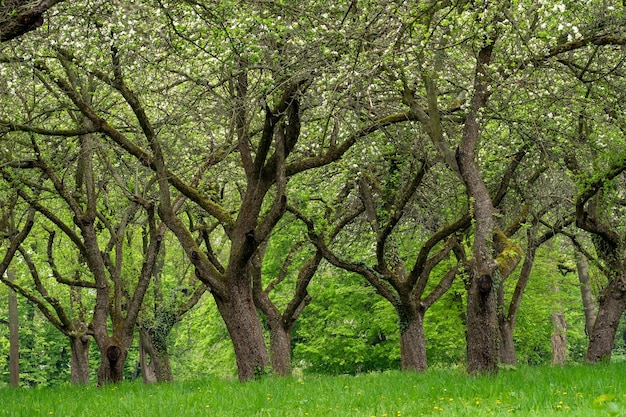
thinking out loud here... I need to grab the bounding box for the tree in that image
[0,0,420,380]
[138,240,208,383]
[0,104,163,385]
[292,149,468,371]
[391,0,626,373]
[252,227,322,376]
[7,268,19,387]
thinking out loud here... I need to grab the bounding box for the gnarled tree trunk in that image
[454,37,499,374]
[499,321,517,366]
[96,341,128,385]
[465,270,500,373]
[268,319,292,377]
[139,325,173,383]
[585,275,626,362]
[214,277,269,381]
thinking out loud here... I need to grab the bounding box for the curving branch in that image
[0,0,64,42]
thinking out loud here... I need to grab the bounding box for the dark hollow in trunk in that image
[97,344,127,386]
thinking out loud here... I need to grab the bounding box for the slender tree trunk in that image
[214,277,269,381]
[268,320,292,377]
[498,243,537,365]
[398,308,427,371]
[551,311,567,366]
[139,326,173,383]
[69,334,91,384]
[499,320,517,365]
[585,275,626,362]
[576,254,597,336]
[139,329,157,383]
[8,268,19,387]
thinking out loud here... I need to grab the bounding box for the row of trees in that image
[1,0,626,384]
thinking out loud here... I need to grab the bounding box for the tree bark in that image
[214,278,269,381]
[398,308,428,371]
[499,320,517,366]
[69,334,91,384]
[268,319,292,377]
[551,310,567,366]
[454,38,499,374]
[139,325,173,383]
[8,268,19,387]
[498,241,539,365]
[465,273,500,373]
[576,254,597,337]
[96,342,128,385]
[585,275,626,362]
[0,0,65,42]
[139,329,157,384]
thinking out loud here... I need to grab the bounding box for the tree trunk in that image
[466,272,500,373]
[551,311,567,366]
[399,309,427,371]
[499,320,517,365]
[139,329,157,384]
[139,326,173,383]
[585,275,626,362]
[8,268,19,387]
[268,320,292,377]
[576,254,598,336]
[498,243,537,366]
[96,342,128,386]
[69,334,91,384]
[214,278,269,381]
[455,40,499,374]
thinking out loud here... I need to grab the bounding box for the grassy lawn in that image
[1,363,625,416]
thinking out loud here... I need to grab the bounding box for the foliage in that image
[292,267,400,375]
[2,0,626,383]
[168,295,236,380]
[0,296,70,387]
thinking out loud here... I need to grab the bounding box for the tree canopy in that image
[1,0,626,385]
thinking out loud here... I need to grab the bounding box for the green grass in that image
[1,363,625,416]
